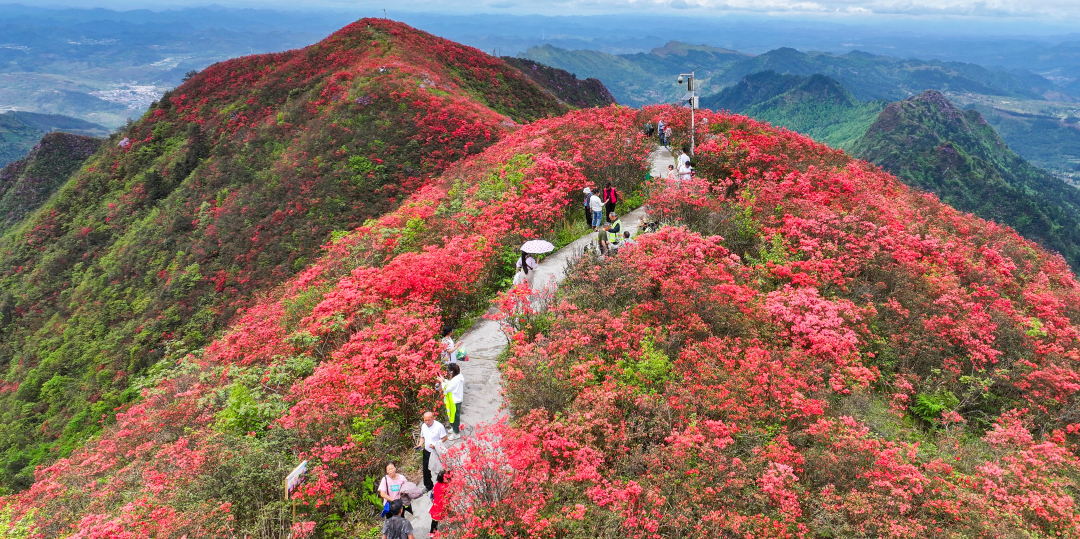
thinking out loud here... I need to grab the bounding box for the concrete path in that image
[406,146,673,537]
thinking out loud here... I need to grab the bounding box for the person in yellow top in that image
[607,213,623,251]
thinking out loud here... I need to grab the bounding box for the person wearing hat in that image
[582,187,593,227]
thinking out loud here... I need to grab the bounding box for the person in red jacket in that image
[602,182,619,218]
[429,471,451,535]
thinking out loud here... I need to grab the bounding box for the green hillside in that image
[850,90,1080,268]
[702,71,886,149]
[0,132,101,232]
[0,18,569,490]
[500,57,617,108]
[967,104,1080,175]
[0,111,109,168]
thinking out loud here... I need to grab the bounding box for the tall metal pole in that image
[679,71,696,156]
[690,95,695,155]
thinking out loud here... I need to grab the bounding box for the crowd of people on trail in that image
[379,141,688,536]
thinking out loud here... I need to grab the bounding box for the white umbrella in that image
[520,239,555,254]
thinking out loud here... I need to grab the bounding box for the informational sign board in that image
[284,460,307,500]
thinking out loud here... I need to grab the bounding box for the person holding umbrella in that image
[516,240,555,287]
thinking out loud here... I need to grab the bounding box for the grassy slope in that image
[0,18,568,490]
[0,132,101,232]
[850,90,1080,269]
[0,112,108,168]
[501,56,617,108]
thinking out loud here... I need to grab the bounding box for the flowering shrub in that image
[455,105,1080,538]
[0,105,650,537]
[0,19,575,490]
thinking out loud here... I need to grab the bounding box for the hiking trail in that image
[407,146,674,537]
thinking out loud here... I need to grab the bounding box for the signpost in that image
[285,460,307,524]
[285,460,308,500]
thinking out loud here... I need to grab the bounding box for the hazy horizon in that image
[5,1,1080,37]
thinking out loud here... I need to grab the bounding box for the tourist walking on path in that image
[589,189,604,230]
[415,412,447,491]
[440,363,464,440]
[664,126,672,148]
[514,250,538,288]
[581,187,593,227]
[378,462,414,519]
[678,146,691,169]
[383,500,416,539]
[602,182,619,218]
[429,471,450,535]
[439,326,462,364]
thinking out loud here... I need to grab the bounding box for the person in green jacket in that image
[597,224,610,256]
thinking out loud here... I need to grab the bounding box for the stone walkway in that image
[407,146,674,537]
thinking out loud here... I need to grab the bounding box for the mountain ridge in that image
[0,17,573,490]
[850,89,1080,268]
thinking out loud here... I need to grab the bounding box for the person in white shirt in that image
[415,411,447,490]
[665,164,677,183]
[678,162,693,181]
[588,191,604,230]
[678,148,691,170]
[439,363,465,439]
[515,251,538,288]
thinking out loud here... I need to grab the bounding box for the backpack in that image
[454,348,469,362]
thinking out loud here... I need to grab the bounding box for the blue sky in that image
[14,0,1080,35]
[18,0,1080,17]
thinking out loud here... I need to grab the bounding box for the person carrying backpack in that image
[602,182,619,219]
[382,500,415,539]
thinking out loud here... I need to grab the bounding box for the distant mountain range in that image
[521,42,1078,107]
[701,71,887,150]
[700,69,1080,267]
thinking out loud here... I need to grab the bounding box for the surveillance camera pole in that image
[678,70,696,155]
